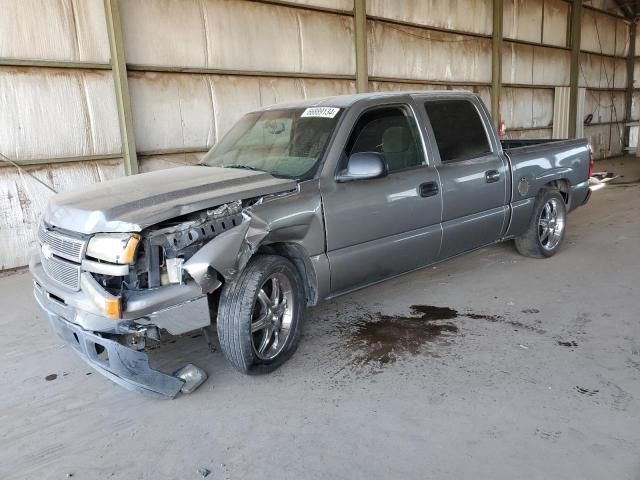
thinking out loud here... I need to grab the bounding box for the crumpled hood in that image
[43,166,297,234]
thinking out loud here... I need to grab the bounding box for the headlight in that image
[86,233,141,264]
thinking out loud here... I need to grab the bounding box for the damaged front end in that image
[31,193,286,398]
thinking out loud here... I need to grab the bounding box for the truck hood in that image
[43,166,297,234]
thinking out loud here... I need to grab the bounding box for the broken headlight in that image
[86,233,141,265]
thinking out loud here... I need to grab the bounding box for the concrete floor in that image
[1,158,639,480]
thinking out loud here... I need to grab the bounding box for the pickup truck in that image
[30,91,592,397]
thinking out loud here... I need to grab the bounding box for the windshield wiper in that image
[224,164,264,172]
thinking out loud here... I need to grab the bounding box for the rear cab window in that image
[423,99,492,163]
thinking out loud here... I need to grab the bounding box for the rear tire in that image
[217,255,305,374]
[515,188,567,258]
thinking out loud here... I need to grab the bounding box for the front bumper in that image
[35,288,185,398]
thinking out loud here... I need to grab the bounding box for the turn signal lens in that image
[121,234,141,264]
[81,273,123,320]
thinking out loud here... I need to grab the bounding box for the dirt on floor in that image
[1,157,639,480]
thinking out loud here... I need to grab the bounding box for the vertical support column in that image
[625,22,636,150]
[491,0,503,128]
[354,0,368,93]
[568,0,582,139]
[104,0,138,175]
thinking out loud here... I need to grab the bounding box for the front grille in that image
[38,225,86,263]
[38,223,86,290]
[41,254,81,290]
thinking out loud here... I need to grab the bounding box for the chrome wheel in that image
[538,197,565,251]
[250,273,294,360]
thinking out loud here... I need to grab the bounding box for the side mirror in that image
[336,152,388,182]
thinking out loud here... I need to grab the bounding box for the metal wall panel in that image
[581,9,627,57]
[0,0,110,63]
[284,0,354,11]
[139,153,205,173]
[0,68,121,161]
[0,160,123,270]
[505,127,552,140]
[542,0,569,47]
[584,90,626,123]
[367,0,492,35]
[130,72,355,152]
[503,43,570,86]
[501,88,554,129]
[368,20,492,82]
[579,53,626,88]
[121,0,355,75]
[503,0,543,44]
[585,123,624,158]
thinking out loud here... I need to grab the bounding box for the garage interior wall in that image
[0,0,636,270]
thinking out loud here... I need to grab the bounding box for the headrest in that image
[382,126,411,153]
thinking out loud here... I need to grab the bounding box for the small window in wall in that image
[424,100,492,163]
[345,106,424,173]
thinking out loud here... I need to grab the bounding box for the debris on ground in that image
[590,171,619,185]
[197,467,211,477]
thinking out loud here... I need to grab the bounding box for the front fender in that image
[183,212,269,293]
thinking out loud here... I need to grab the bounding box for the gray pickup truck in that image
[31,91,592,397]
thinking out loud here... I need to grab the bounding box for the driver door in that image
[321,104,443,295]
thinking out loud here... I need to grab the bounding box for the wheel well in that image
[256,243,318,306]
[545,179,569,204]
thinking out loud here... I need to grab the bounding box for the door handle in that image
[419,181,439,197]
[485,169,501,183]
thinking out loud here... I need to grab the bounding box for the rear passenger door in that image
[420,97,509,259]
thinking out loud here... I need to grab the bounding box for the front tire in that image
[217,255,305,374]
[515,188,567,258]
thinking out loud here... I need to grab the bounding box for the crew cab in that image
[31,91,592,397]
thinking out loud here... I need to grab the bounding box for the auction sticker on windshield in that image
[301,107,340,118]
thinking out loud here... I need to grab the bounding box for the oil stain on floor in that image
[343,304,545,372]
[346,305,459,368]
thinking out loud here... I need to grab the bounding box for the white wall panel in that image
[121,0,355,75]
[579,54,626,88]
[370,81,447,92]
[139,153,205,173]
[585,90,625,124]
[504,0,543,43]
[0,0,109,63]
[284,0,353,11]
[581,10,618,56]
[543,0,569,47]
[501,88,553,128]
[368,21,492,82]
[585,123,624,158]
[0,68,121,161]
[367,0,492,35]
[505,127,553,140]
[532,47,570,85]
[583,0,624,14]
[0,160,123,270]
[631,92,640,121]
[130,73,355,151]
[503,44,570,86]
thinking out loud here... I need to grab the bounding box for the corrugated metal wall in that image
[0,0,635,269]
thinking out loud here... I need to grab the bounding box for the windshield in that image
[200,107,342,179]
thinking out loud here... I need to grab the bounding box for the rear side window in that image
[424,100,491,163]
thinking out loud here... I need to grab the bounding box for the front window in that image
[201,107,343,179]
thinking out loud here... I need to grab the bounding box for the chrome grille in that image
[38,223,86,290]
[38,225,86,263]
[41,254,81,290]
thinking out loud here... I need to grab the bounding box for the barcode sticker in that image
[301,107,340,118]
